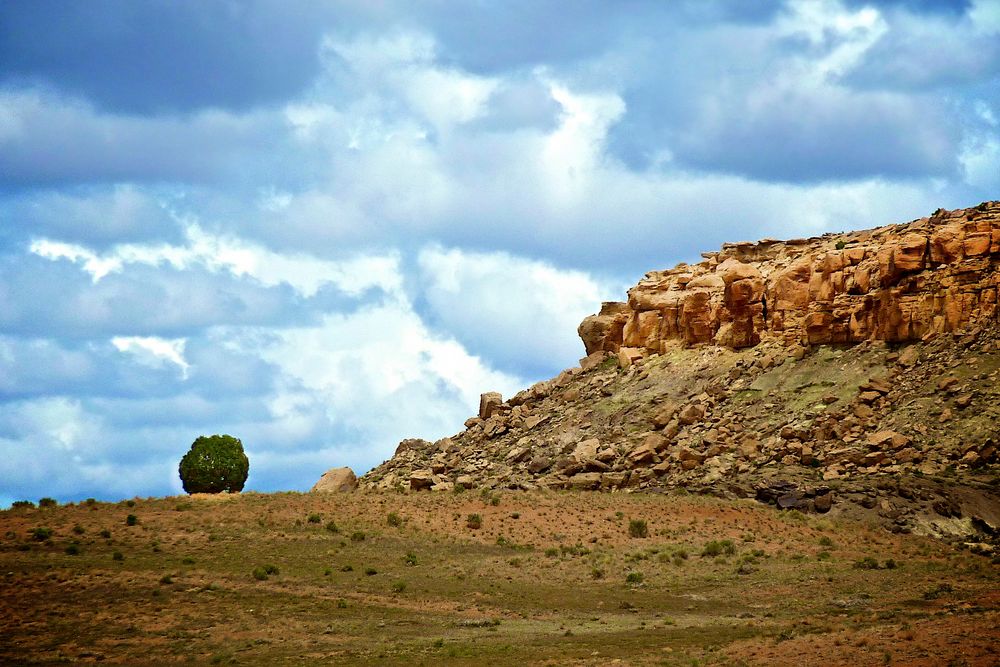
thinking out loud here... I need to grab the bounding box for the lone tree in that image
[178,434,249,494]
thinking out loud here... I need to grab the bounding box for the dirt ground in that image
[1,489,997,665]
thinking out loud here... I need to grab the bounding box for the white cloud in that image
[417,245,620,371]
[256,296,524,466]
[111,336,191,379]
[30,224,402,298]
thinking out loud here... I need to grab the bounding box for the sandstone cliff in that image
[361,203,1000,543]
[581,202,1000,356]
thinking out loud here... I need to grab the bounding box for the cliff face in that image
[359,203,1000,541]
[580,202,1000,357]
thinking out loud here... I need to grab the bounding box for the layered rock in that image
[580,203,1000,356]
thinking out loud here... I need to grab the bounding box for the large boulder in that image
[310,467,358,493]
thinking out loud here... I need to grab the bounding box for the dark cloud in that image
[0,0,329,114]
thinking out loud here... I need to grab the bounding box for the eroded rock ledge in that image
[580,202,1000,357]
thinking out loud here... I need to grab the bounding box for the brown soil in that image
[1,490,997,665]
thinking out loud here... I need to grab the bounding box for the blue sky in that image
[1,0,997,505]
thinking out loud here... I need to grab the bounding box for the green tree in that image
[178,434,249,494]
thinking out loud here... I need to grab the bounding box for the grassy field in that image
[1,489,997,665]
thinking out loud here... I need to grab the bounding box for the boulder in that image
[311,467,358,493]
[410,469,435,491]
[479,392,504,419]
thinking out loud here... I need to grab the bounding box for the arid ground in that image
[1,490,997,666]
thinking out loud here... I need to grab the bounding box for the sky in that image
[1,0,998,506]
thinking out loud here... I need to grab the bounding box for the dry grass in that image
[1,490,997,665]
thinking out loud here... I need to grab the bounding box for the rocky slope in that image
[360,203,1000,547]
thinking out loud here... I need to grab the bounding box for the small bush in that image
[112,551,124,561]
[350,531,366,542]
[625,571,644,585]
[125,514,138,526]
[819,536,834,547]
[387,512,403,527]
[307,513,322,524]
[854,556,880,570]
[336,598,348,608]
[720,539,736,556]
[325,521,339,534]
[263,564,279,575]
[65,543,80,555]
[466,514,482,530]
[252,567,269,581]
[12,500,35,509]
[39,497,58,508]
[340,564,353,572]
[591,567,605,579]
[100,529,112,539]
[701,541,723,557]
[404,552,418,566]
[391,580,407,593]
[544,547,559,558]
[31,527,53,541]
[364,567,377,576]
[628,519,649,538]
[159,575,173,585]
[72,524,86,535]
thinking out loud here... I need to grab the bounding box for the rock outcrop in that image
[310,467,358,493]
[580,202,1000,357]
[360,203,1000,541]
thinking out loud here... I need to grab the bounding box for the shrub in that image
[340,564,353,572]
[350,531,366,542]
[100,529,112,539]
[625,571,644,585]
[404,552,418,566]
[178,434,249,494]
[391,580,407,593]
[12,500,35,509]
[252,567,269,581]
[325,521,339,534]
[720,539,736,556]
[159,575,173,585]
[72,524,85,535]
[112,551,124,561]
[307,513,322,524]
[466,514,482,530]
[364,567,377,576]
[628,519,649,538]
[263,564,279,575]
[701,541,723,557]
[65,543,80,555]
[819,536,834,547]
[854,556,880,570]
[31,527,53,541]
[387,512,403,527]
[125,514,138,526]
[38,497,58,508]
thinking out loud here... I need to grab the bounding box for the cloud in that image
[416,246,620,375]
[111,336,191,379]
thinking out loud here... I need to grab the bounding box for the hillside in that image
[2,490,998,665]
[361,203,1000,547]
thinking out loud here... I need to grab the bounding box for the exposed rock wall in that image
[580,203,1000,356]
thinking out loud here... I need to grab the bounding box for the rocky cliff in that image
[360,203,1000,544]
[580,201,1000,357]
